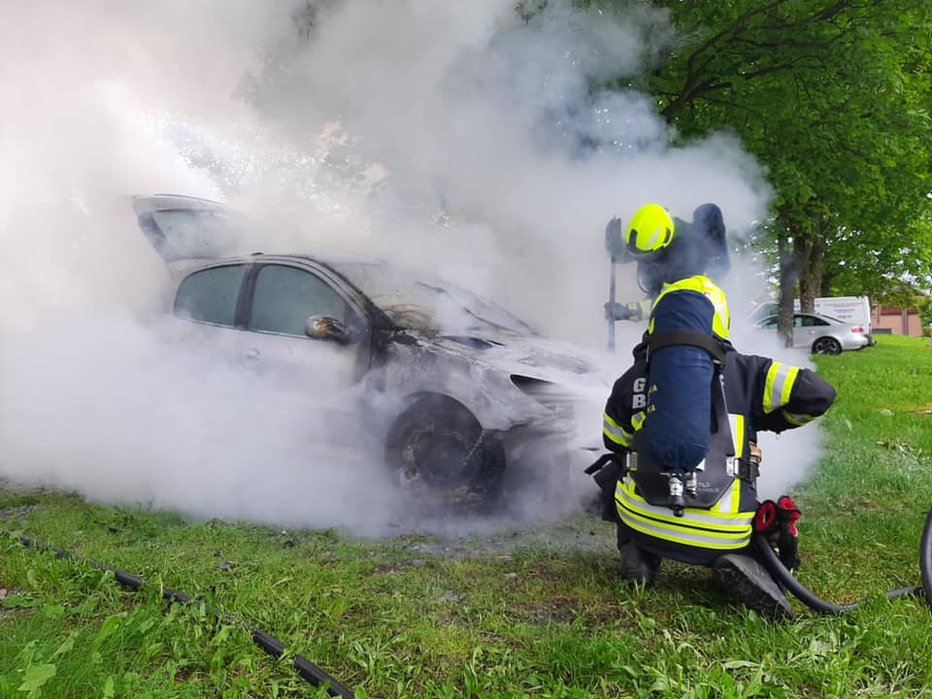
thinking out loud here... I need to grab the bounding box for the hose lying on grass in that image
[2,530,355,699]
[753,509,932,615]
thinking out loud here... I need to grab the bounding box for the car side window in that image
[174,264,246,326]
[793,315,805,328]
[761,317,778,329]
[249,264,353,337]
[799,315,828,327]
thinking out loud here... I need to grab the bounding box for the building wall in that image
[872,306,922,336]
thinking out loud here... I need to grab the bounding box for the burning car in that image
[134,195,608,502]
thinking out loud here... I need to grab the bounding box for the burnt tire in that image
[811,337,842,355]
[384,395,506,502]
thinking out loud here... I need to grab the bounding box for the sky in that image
[0,0,821,535]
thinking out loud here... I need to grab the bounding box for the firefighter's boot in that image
[617,528,662,586]
[712,553,793,619]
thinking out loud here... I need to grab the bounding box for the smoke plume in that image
[0,0,819,534]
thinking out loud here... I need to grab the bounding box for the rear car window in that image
[174,265,246,326]
[150,209,252,260]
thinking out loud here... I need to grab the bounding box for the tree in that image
[585,0,931,343]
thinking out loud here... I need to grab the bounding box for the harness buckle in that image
[736,442,762,483]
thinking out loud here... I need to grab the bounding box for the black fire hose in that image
[4,531,355,698]
[920,509,932,605]
[753,509,932,614]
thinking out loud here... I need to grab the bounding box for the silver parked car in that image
[754,312,871,354]
[133,194,608,502]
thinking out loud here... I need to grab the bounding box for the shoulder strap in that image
[647,329,726,363]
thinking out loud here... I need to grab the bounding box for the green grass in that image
[1,335,931,698]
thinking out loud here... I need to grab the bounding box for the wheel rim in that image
[386,395,506,499]
[417,433,482,488]
[813,337,840,354]
[407,430,483,489]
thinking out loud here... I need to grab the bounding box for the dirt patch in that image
[0,504,37,522]
[511,594,580,624]
[369,558,430,575]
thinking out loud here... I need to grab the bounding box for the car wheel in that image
[811,337,842,355]
[384,394,506,502]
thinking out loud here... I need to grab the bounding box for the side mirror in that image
[304,315,352,344]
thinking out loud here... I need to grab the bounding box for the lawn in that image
[1,335,931,698]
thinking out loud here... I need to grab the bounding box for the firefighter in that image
[595,337,836,618]
[592,201,835,617]
[604,201,730,322]
[608,202,733,502]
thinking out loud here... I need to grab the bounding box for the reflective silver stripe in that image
[645,224,663,250]
[727,413,744,459]
[764,362,798,413]
[603,414,631,446]
[618,511,751,549]
[713,480,740,513]
[616,496,752,549]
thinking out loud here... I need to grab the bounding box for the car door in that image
[238,260,370,443]
[792,313,829,348]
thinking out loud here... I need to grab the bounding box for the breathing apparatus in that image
[605,202,735,513]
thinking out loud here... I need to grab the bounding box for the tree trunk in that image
[795,234,824,313]
[777,232,798,348]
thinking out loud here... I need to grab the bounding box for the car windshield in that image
[330,262,536,335]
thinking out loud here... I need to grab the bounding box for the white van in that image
[811,297,873,343]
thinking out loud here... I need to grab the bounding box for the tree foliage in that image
[580,0,931,338]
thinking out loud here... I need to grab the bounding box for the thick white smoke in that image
[0,0,820,533]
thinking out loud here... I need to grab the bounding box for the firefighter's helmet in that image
[625,203,675,256]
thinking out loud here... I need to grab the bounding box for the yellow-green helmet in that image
[625,203,675,256]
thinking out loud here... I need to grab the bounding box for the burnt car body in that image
[134,195,608,501]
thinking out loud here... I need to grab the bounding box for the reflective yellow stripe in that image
[763,362,799,413]
[729,478,741,512]
[781,409,813,426]
[781,366,798,406]
[631,411,647,431]
[615,479,752,549]
[616,477,753,525]
[603,413,632,447]
[618,507,750,549]
[649,275,730,340]
[728,413,744,459]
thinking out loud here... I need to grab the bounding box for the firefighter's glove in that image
[585,453,625,524]
[604,302,643,322]
[605,217,624,258]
